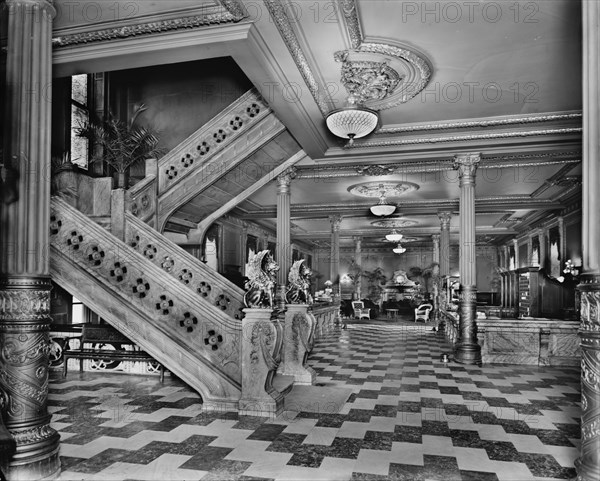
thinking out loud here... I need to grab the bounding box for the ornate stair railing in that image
[155,88,285,230]
[49,197,242,408]
[124,212,246,321]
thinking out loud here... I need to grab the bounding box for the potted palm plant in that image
[77,104,165,188]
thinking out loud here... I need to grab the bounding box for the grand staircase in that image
[48,89,303,410]
[50,197,243,408]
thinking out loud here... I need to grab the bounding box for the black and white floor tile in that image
[49,320,581,480]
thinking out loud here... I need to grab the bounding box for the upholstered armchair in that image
[352,301,371,320]
[414,303,433,323]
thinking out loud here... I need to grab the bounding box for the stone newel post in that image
[278,304,316,385]
[240,309,284,416]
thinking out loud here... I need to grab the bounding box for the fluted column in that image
[432,234,440,266]
[453,153,481,365]
[576,1,600,478]
[431,234,441,315]
[329,215,342,296]
[276,168,296,309]
[353,236,362,299]
[241,224,248,274]
[438,212,452,278]
[0,1,61,479]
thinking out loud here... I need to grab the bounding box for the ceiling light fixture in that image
[369,184,396,216]
[326,94,378,145]
[393,244,406,254]
[385,230,403,242]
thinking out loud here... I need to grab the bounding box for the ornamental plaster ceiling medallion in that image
[334,41,432,111]
[380,236,420,243]
[371,218,419,228]
[347,181,419,198]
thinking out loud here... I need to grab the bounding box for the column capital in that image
[276,167,297,192]
[329,215,342,231]
[432,234,440,244]
[352,236,362,243]
[6,0,56,9]
[453,153,481,184]
[438,211,452,229]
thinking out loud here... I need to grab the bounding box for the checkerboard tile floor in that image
[49,322,581,480]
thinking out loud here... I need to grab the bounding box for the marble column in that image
[329,215,342,296]
[576,1,600,478]
[453,153,481,365]
[432,234,441,316]
[0,0,61,479]
[241,224,248,275]
[276,168,296,310]
[513,239,519,269]
[527,235,533,266]
[353,236,362,299]
[438,212,452,278]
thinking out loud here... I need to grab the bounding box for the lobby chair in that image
[352,301,371,320]
[414,303,433,323]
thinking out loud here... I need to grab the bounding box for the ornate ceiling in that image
[51,0,583,249]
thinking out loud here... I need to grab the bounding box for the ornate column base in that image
[575,278,600,481]
[454,285,482,365]
[239,308,284,417]
[0,277,61,480]
[278,304,316,385]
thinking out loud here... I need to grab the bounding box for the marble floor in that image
[49,319,581,481]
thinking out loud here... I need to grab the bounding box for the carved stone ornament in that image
[244,250,280,309]
[334,41,432,111]
[580,291,600,331]
[285,259,313,305]
[347,181,419,198]
[0,290,50,321]
[249,322,279,370]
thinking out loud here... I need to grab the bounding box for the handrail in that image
[49,197,242,406]
[124,211,246,321]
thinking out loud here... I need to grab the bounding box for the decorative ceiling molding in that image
[335,52,402,105]
[344,127,583,149]
[236,196,565,220]
[295,152,581,179]
[376,112,583,135]
[333,42,432,110]
[52,2,246,47]
[347,181,420,198]
[262,0,331,116]
[371,219,420,228]
[292,226,518,239]
[530,164,582,198]
[338,0,363,49]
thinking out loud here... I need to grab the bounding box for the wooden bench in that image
[62,324,165,382]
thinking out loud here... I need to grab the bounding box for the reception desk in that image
[477,318,580,366]
[440,311,580,366]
